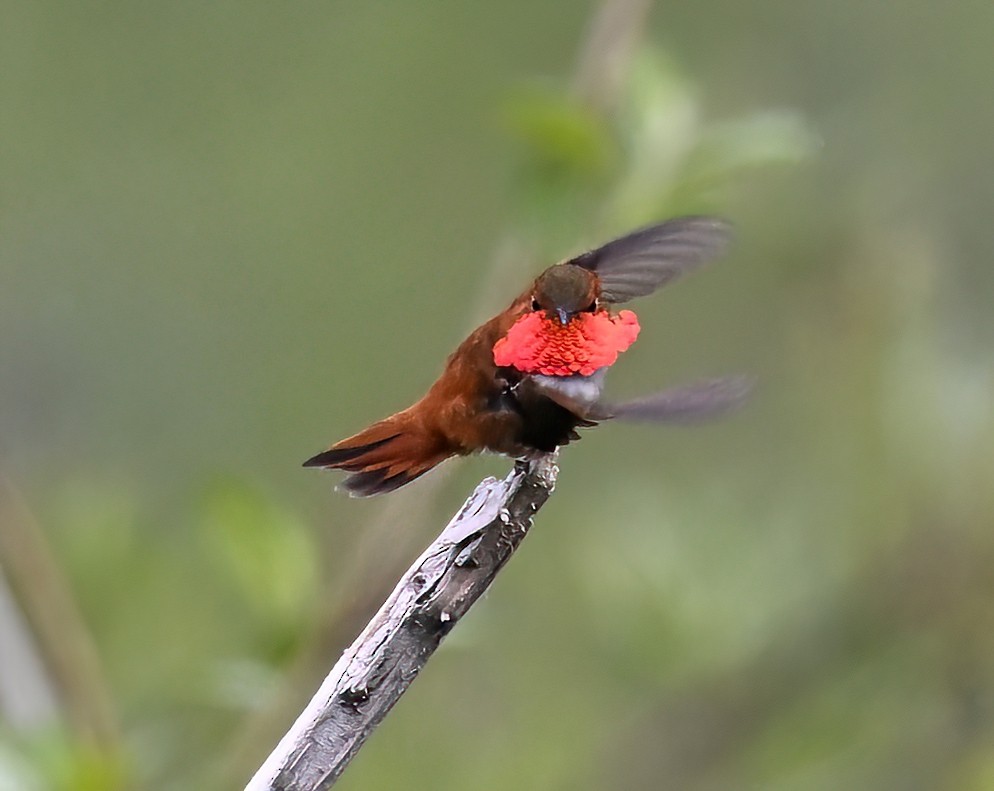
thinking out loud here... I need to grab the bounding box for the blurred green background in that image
[2,1,994,789]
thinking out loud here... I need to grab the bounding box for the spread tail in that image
[303,412,453,497]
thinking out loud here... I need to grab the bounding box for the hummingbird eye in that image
[584,299,598,312]
[531,298,541,311]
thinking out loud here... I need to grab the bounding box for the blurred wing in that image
[604,375,754,423]
[532,374,753,424]
[569,216,733,303]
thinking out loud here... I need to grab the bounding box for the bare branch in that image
[571,0,653,114]
[246,454,558,790]
[0,469,120,750]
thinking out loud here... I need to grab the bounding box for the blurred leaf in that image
[602,49,703,226]
[503,85,620,245]
[4,732,127,791]
[205,657,281,713]
[680,110,821,191]
[200,478,317,626]
[504,87,618,182]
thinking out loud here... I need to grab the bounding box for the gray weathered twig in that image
[246,453,559,790]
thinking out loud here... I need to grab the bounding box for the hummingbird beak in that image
[556,307,571,326]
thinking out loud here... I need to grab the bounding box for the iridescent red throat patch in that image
[493,310,640,376]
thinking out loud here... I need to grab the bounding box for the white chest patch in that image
[531,369,606,408]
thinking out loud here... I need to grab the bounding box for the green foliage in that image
[0,732,128,791]
[200,477,318,632]
[3,1,993,789]
[507,48,819,252]
[505,89,618,184]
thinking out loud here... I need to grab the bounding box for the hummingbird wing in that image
[600,375,754,422]
[531,374,753,424]
[569,216,733,303]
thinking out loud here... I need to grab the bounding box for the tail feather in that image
[303,414,452,497]
[336,462,435,497]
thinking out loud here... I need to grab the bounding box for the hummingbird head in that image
[531,264,599,326]
[494,263,638,377]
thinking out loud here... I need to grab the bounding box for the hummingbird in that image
[305,216,748,496]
